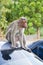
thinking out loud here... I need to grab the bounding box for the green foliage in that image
[29,27,36,34]
[0,0,43,35]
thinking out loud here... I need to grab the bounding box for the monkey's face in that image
[21,20,27,28]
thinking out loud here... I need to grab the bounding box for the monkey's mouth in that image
[22,25,27,28]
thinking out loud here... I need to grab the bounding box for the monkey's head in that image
[19,17,27,28]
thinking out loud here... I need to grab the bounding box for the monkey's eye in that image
[23,20,26,23]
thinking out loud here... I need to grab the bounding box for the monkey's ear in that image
[18,19,22,23]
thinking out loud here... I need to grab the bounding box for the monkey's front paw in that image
[25,47,31,52]
[22,47,32,52]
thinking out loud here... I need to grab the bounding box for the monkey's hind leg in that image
[6,32,11,43]
[11,34,17,48]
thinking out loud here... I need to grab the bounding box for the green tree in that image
[0,0,43,39]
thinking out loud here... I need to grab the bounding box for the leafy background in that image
[0,0,43,39]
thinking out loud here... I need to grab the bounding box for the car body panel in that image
[0,41,43,65]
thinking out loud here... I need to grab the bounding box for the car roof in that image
[0,41,43,65]
[0,50,43,65]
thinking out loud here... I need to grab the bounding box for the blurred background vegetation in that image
[0,0,43,39]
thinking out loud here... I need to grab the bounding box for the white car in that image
[0,41,43,65]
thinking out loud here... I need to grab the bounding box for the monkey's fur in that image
[6,17,27,48]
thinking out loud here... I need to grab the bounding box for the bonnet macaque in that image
[6,17,27,48]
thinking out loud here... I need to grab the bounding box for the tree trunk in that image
[37,27,40,39]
